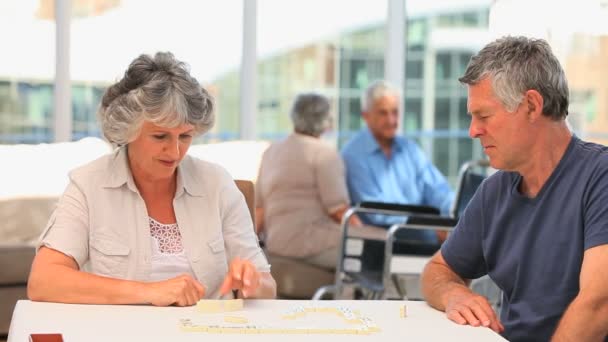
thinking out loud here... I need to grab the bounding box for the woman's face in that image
[127,120,195,182]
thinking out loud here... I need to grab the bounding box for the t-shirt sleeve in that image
[316,148,349,214]
[583,164,608,250]
[440,181,487,279]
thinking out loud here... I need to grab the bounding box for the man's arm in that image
[342,152,411,227]
[422,169,454,215]
[421,251,504,333]
[342,151,379,205]
[552,244,608,341]
[412,145,454,215]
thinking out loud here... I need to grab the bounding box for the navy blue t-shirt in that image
[441,136,608,342]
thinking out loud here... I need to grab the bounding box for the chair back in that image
[234,179,255,229]
[450,159,491,219]
[234,180,335,299]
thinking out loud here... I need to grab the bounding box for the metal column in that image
[385,0,406,132]
[54,0,72,142]
[240,0,257,140]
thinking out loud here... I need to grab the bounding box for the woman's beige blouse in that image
[256,133,350,258]
[39,147,269,298]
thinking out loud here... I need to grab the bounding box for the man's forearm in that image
[552,295,608,341]
[421,260,471,311]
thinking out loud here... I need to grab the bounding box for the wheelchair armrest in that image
[334,203,442,298]
[357,202,440,216]
[405,215,458,228]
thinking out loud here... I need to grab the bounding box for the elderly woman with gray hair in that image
[28,52,276,306]
[255,93,361,269]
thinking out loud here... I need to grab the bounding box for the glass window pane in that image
[407,19,427,48]
[436,53,452,80]
[404,98,422,132]
[490,0,608,145]
[458,52,473,78]
[435,98,450,130]
[433,137,450,176]
[0,1,55,143]
[404,4,490,184]
[71,0,243,142]
[458,97,470,129]
[406,60,424,79]
[258,0,387,143]
[462,12,480,27]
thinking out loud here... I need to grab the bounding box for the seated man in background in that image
[341,80,454,268]
[256,93,361,270]
[421,36,608,341]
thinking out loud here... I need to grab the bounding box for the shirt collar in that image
[361,127,404,154]
[175,156,205,197]
[102,146,204,197]
[102,147,138,192]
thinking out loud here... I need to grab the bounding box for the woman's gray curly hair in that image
[290,93,331,137]
[98,52,215,145]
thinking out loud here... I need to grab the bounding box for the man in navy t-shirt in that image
[421,36,608,341]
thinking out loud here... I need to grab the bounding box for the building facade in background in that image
[1,1,607,184]
[213,4,490,183]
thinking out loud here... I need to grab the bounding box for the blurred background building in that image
[1,0,607,184]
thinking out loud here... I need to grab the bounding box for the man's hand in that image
[219,257,261,298]
[143,274,205,306]
[445,289,504,333]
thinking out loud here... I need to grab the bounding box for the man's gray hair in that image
[361,80,401,112]
[98,52,215,145]
[459,36,569,120]
[290,93,331,136]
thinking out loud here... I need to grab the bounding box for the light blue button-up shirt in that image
[341,128,454,242]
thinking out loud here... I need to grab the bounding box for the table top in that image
[9,299,506,342]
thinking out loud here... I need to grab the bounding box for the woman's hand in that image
[330,204,362,226]
[348,213,363,227]
[219,257,260,298]
[142,274,205,307]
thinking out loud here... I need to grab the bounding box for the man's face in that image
[362,94,399,143]
[467,78,532,171]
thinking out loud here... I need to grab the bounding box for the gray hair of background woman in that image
[459,36,569,120]
[361,80,402,112]
[290,93,332,137]
[98,52,215,145]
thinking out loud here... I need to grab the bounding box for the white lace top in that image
[148,217,195,282]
